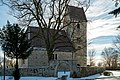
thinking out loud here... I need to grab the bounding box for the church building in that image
[19,6,87,68]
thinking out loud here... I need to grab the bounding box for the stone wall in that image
[28,51,48,67]
[78,67,105,77]
[56,52,73,60]
[0,66,105,77]
[19,50,49,68]
[0,67,54,77]
[19,50,74,68]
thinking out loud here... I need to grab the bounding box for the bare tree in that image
[88,49,96,66]
[114,34,120,50]
[101,47,119,68]
[113,34,120,67]
[0,0,90,61]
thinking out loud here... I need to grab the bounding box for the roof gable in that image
[68,6,87,22]
[28,27,75,52]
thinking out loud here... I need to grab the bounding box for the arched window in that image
[77,23,80,29]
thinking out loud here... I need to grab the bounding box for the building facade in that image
[19,6,87,68]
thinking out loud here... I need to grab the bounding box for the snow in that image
[0,70,120,80]
[0,74,114,80]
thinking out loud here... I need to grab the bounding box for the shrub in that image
[103,71,113,76]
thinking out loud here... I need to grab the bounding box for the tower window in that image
[77,23,80,29]
[53,54,57,60]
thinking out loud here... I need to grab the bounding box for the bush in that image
[103,71,113,76]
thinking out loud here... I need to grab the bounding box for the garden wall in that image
[0,66,105,77]
[79,67,105,77]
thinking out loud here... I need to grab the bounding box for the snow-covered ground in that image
[0,70,120,80]
[1,75,100,80]
[0,75,100,80]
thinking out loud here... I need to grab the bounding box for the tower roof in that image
[68,6,87,22]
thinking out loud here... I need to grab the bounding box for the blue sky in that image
[0,0,120,62]
[0,5,17,27]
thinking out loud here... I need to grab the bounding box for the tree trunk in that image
[15,58,18,71]
[13,57,20,80]
[108,63,111,68]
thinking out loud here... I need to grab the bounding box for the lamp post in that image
[3,52,5,80]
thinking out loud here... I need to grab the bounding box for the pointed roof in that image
[68,6,87,22]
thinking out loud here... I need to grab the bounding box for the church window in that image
[77,23,80,29]
[54,54,57,60]
[52,54,57,60]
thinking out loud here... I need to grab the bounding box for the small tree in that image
[101,47,119,68]
[112,35,120,68]
[0,22,32,80]
[88,49,96,66]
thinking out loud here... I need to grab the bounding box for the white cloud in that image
[88,43,114,51]
[87,0,120,40]
[86,0,116,14]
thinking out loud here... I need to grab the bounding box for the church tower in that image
[64,6,87,66]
